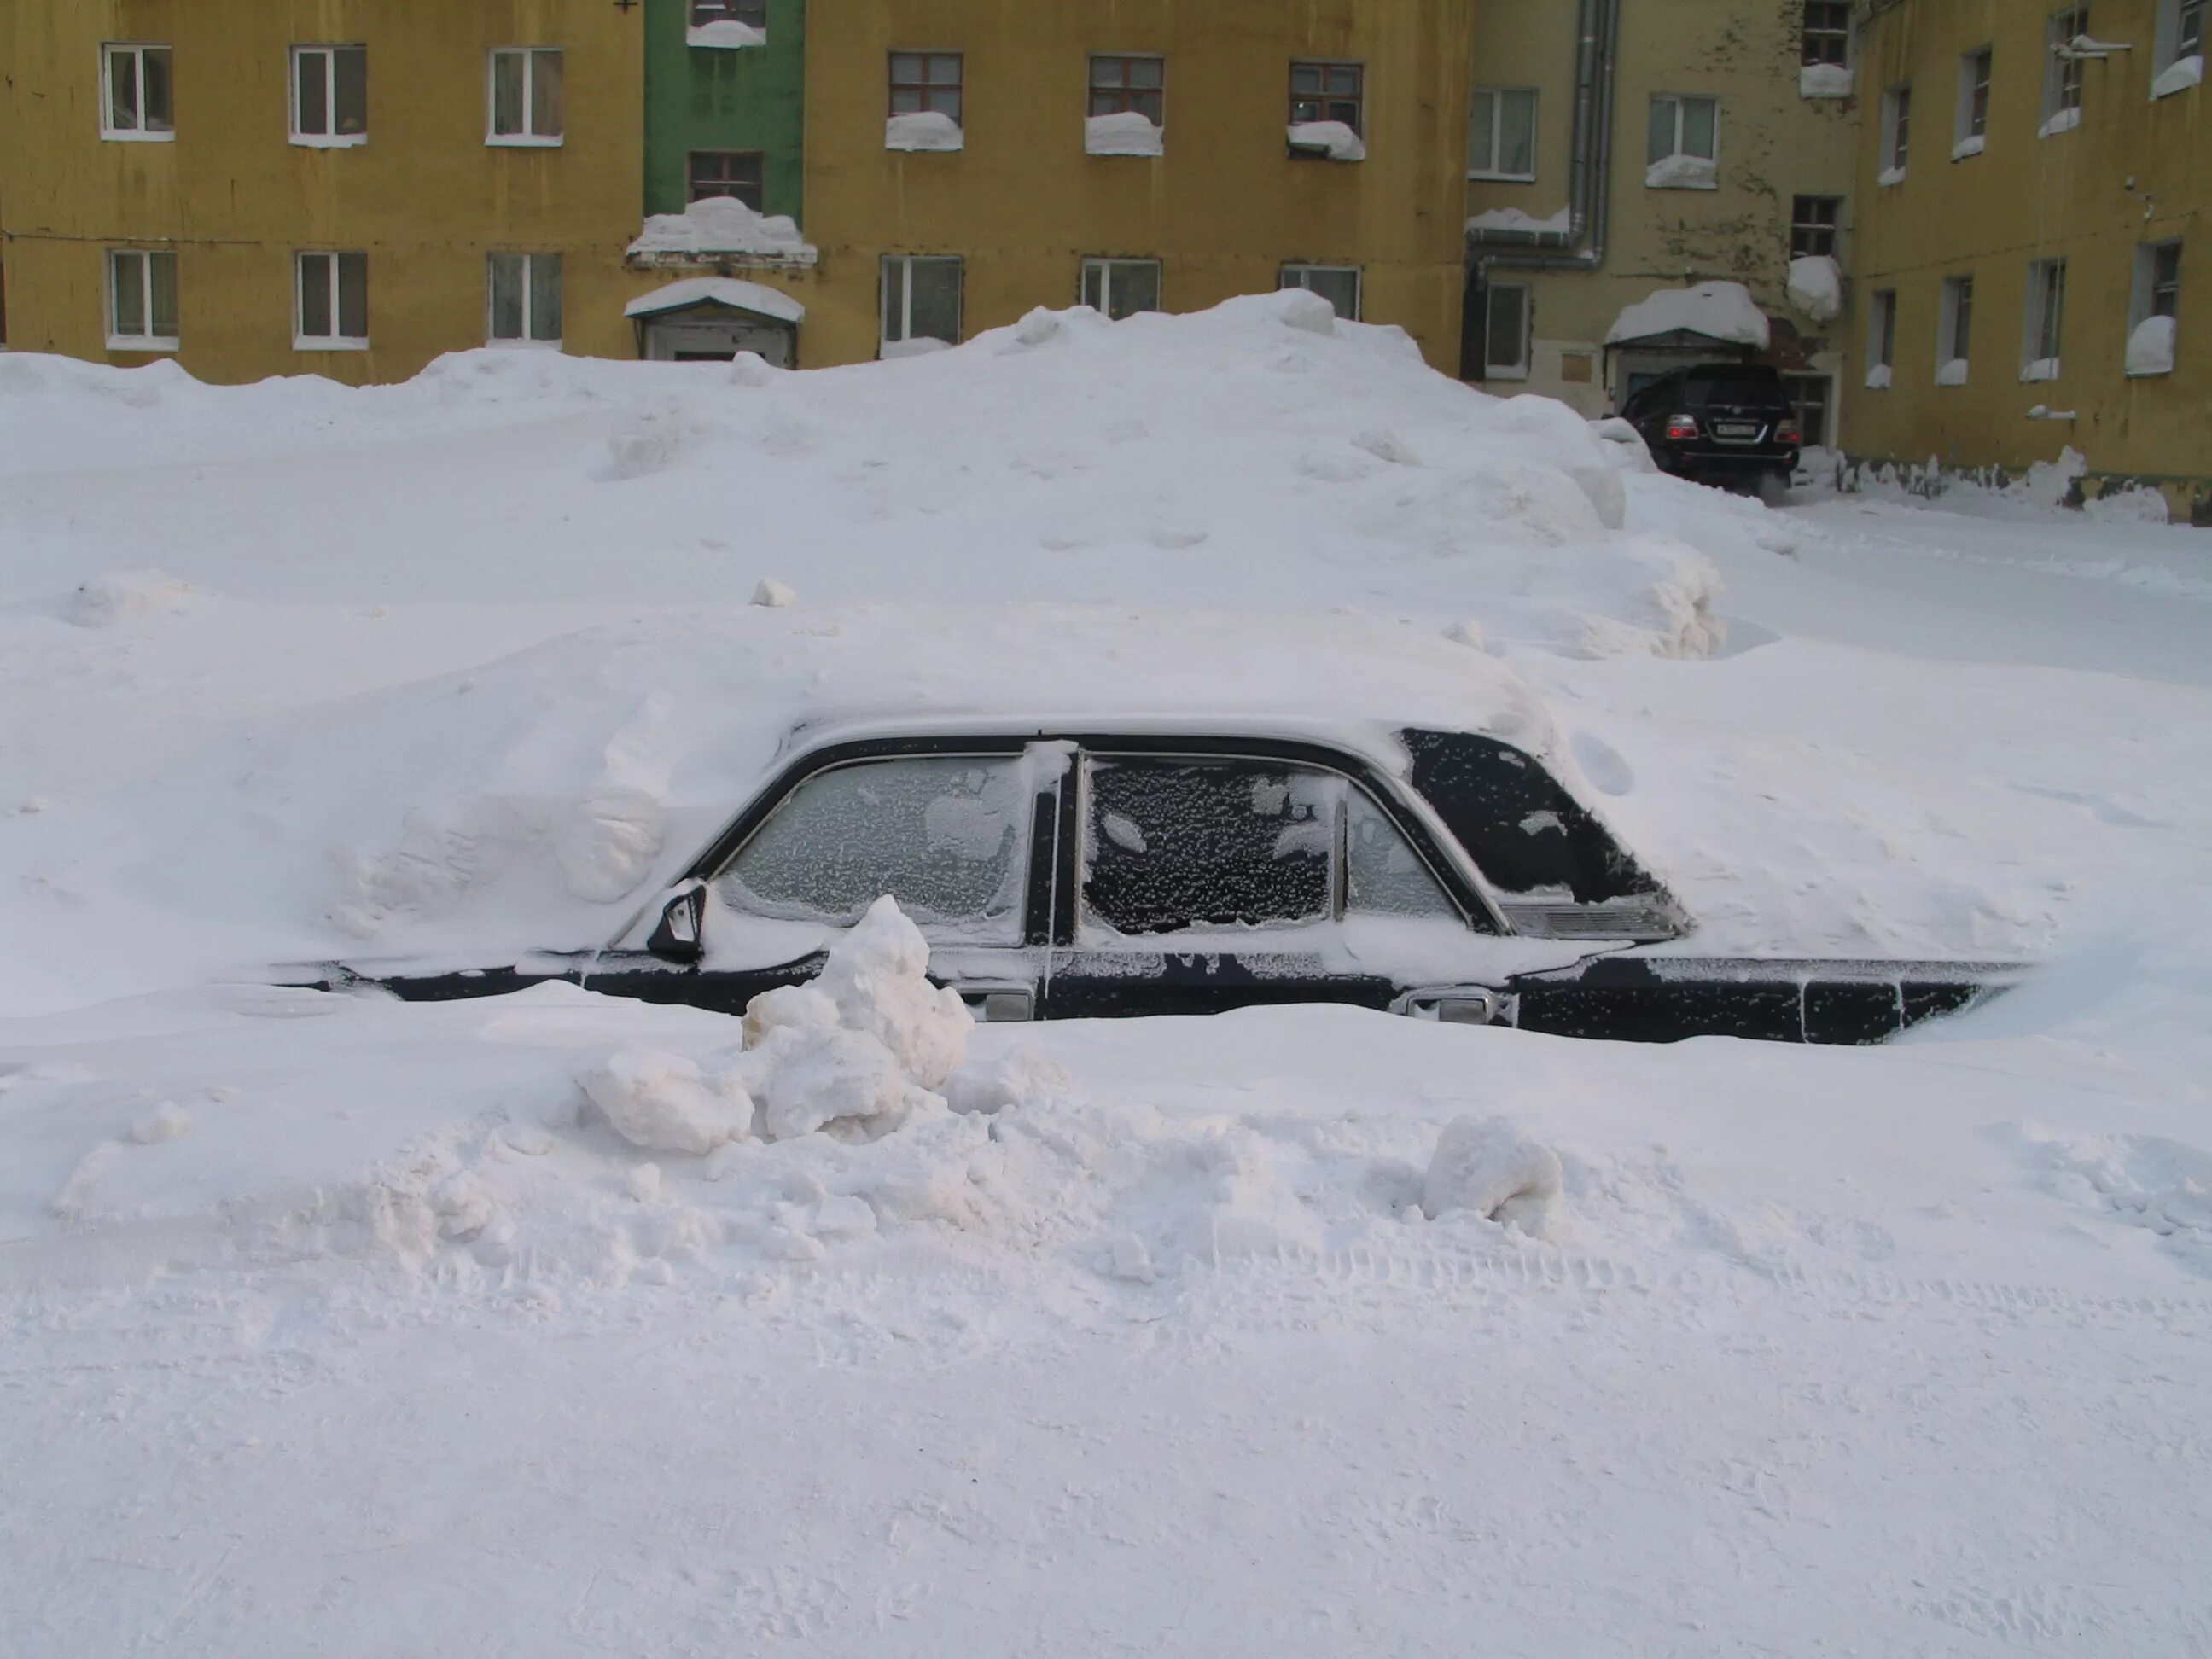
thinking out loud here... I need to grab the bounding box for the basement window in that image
[1278,265,1361,322]
[102,43,174,140]
[107,249,178,350]
[487,253,562,347]
[1080,258,1163,320]
[295,250,369,351]
[291,45,367,146]
[488,48,564,145]
[881,254,963,354]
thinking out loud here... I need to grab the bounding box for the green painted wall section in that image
[643,0,806,221]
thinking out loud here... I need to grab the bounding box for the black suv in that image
[1621,364,1801,492]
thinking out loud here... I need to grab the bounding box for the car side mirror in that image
[647,882,706,961]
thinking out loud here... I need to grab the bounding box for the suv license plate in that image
[1714,421,1760,439]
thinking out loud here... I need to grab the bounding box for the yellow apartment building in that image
[1846,0,2209,515]
[0,0,652,383]
[1458,0,1860,445]
[796,0,1481,372]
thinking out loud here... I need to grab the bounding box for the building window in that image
[291,45,367,145]
[1790,195,1842,258]
[107,249,178,349]
[1481,283,1532,379]
[1880,84,1912,179]
[2043,7,2090,132]
[488,48,564,145]
[1937,276,1975,382]
[1278,265,1360,321]
[889,53,963,121]
[1080,257,1161,320]
[1802,2,1851,67]
[1468,87,1537,179]
[101,43,174,140]
[881,254,963,352]
[1867,288,1897,387]
[1781,375,1831,446]
[488,253,562,346]
[294,251,368,350]
[1955,47,1993,154]
[692,0,767,25]
[1089,55,1163,122]
[2128,241,2182,375]
[1289,62,1363,136]
[2023,259,2067,377]
[2153,0,2205,92]
[688,150,764,207]
[1647,94,1719,186]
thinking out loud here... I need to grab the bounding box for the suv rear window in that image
[1675,368,1790,410]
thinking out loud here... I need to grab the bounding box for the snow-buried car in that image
[308,627,2021,1043]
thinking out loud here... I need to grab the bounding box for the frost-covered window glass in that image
[881,254,963,350]
[1083,759,1334,934]
[107,250,178,348]
[1090,55,1163,123]
[1957,48,1993,147]
[716,757,1030,941]
[102,43,173,139]
[1790,195,1842,258]
[1278,265,1361,320]
[889,52,963,122]
[1802,2,1852,67]
[1289,61,1363,135]
[2023,259,2067,376]
[1345,789,1457,920]
[2044,8,2090,127]
[291,45,367,144]
[1468,87,1537,179]
[1080,258,1161,320]
[1648,95,1718,165]
[294,251,368,349]
[489,48,563,144]
[487,253,562,345]
[1483,283,1531,379]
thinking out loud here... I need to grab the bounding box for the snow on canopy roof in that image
[625,277,806,325]
[1606,281,1771,349]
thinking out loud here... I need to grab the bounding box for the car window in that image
[1681,370,1789,410]
[1083,758,1333,934]
[713,755,1029,941]
[1346,787,1458,918]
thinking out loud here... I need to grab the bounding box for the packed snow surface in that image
[7,284,2212,1656]
[1607,280,1770,348]
[1083,111,1161,156]
[626,195,816,262]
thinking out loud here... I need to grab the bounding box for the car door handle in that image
[952,982,1035,1022]
[1392,987,1516,1027]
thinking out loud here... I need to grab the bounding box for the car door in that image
[1039,742,1507,1020]
[583,740,1062,1021]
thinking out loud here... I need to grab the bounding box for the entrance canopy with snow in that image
[626,278,806,366]
[1604,281,1772,353]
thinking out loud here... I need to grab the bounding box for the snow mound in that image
[1085,111,1161,156]
[1787,255,1842,323]
[59,568,200,627]
[583,1049,754,1155]
[626,197,814,262]
[1608,282,1768,349]
[887,111,963,152]
[1421,1115,1564,1238]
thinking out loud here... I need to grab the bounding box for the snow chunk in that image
[1786,255,1842,323]
[687,20,765,48]
[624,276,806,325]
[59,569,199,627]
[750,577,797,608]
[887,112,963,152]
[1272,288,1339,336]
[1466,205,1571,236]
[805,896,972,1091]
[1800,63,1854,98]
[583,1051,754,1155]
[1287,120,1365,161]
[2151,54,2203,97]
[2127,315,2177,377]
[1936,358,1970,387]
[1866,364,1893,390]
[626,197,814,262]
[2087,484,2170,525]
[1421,1115,1563,1239]
[749,1024,913,1142]
[1607,281,1769,349]
[1085,112,1161,156]
[1645,153,1717,189]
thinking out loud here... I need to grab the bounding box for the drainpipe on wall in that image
[1467,0,1620,281]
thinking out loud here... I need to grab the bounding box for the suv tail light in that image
[1663,413,1700,440]
[1775,419,1802,445]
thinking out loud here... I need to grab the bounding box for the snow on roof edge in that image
[625,277,806,324]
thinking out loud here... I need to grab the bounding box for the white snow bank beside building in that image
[1607,281,1770,348]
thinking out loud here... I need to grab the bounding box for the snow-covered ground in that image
[3,297,2209,1655]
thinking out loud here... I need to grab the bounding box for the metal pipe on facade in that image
[1468,0,1618,279]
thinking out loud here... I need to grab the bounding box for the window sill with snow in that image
[2038,106,2083,137]
[2021,358,2063,383]
[106,335,179,354]
[1936,358,1970,387]
[2151,54,2203,97]
[1644,154,1717,189]
[1865,365,1893,390]
[1085,112,1161,157]
[1951,134,1985,160]
[1800,63,1854,99]
[689,22,766,49]
[1877,165,1906,187]
[887,112,963,153]
[1285,121,1365,162]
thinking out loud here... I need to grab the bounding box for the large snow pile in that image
[1607,281,1770,348]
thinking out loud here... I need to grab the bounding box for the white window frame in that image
[1649,93,1720,164]
[294,250,369,352]
[1467,86,1538,181]
[2128,240,2182,375]
[1954,48,1992,155]
[100,42,174,142]
[1936,275,1974,382]
[1866,288,1897,387]
[2022,259,2067,379]
[486,253,563,348]
[106,248,179,351]
[289,44,368,147]
[1278,264,1362,321]
[1481,282,1533,381]
[2042,6,2091,133]
[880,253,963,349]
[487,47,564,147]
[1079,257,1162,320]
[1880,84,1912,181]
